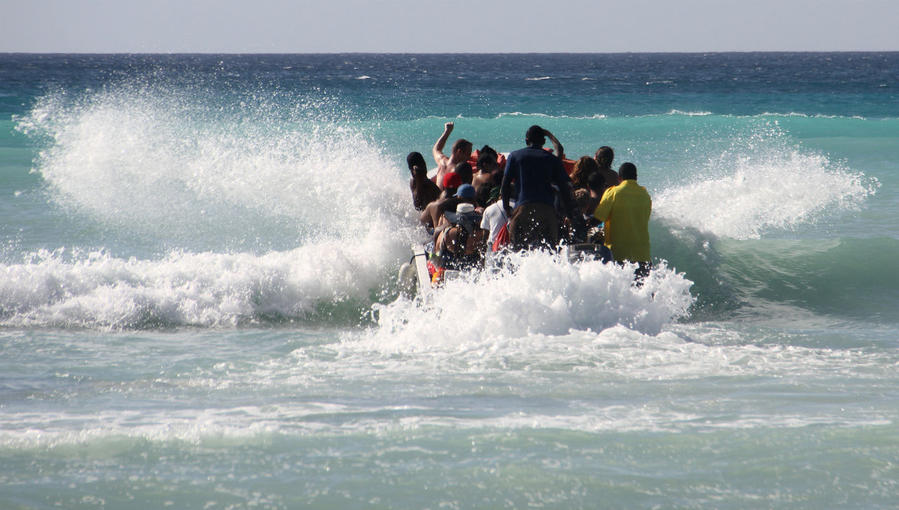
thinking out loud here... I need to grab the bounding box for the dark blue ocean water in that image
[1,54,897,509]
[3,53,898,119]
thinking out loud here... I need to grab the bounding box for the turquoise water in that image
[1,53,897,509]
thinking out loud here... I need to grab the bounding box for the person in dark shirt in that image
[500,125,575,250]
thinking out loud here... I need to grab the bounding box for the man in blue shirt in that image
[501,125,575,250]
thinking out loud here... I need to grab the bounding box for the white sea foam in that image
[17,85,414,249]
[3,323,892,450]
[666,109,713,116]
[760,111,868,120]
[0,236,404,329]
[653,125,879,240]
[8,86,420,328]
[496,112,607,120]
[357,252,695,353]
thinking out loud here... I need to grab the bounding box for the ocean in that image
[0,53,897,509]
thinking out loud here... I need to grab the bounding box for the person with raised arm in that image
[545,130,565,161]
[500,125,575,251]
[432,121,473,190]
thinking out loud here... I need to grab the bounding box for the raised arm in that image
[543,129,564,160]
[501,158,514,217]
[432,122,454,166]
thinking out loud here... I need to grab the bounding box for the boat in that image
[401,148,606,297]
[398,242,613,298]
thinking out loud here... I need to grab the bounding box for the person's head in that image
[525,125,546,147]
[451,139,473,161]
[594,146,614,168]
[445,202,483,255]
[454,162,473,184]
[571,156,599,187]
[587,170,607,195]
[454,183,476,201]
[443,171,462,193]
[476,151,498,173]
[618,162,638,181]
[406,151,427,176]
[479,145,498,160]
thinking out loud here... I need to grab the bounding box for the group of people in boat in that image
[407,121,652,284]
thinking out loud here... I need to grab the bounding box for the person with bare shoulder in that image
[454,161,473,185]
[594,146,621,189]
[432,121,473,190]
[472,146,500,197]
[433,201,486,273]
[570,156,599,191]
[407,151,440,211]
[419,172,463,232]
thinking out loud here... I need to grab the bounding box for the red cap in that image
[442,172,462,189]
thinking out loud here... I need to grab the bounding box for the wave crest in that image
[358,251,695,352]
[653,125,878,240]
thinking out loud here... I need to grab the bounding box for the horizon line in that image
[3,50,899,56]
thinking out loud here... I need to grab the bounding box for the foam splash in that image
[0,226,408,329]
[653,124,878,240]
[357,251,695,353]
[16,83,414,251]
[8,82,424,328]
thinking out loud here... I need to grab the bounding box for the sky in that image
[2,0,898,53]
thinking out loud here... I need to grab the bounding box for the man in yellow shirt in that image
[592,162,652,279]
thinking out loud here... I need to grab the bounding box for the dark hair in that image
[479,145,498,158]
[525,125,546,146]
[571,156,599,189]
[619,162,637,180]
[477,151,497,172]
[587,170,606,193]
[452,139,473,154]
[454,162,473,184]
[594,146,614,167]
[407,151,426,173]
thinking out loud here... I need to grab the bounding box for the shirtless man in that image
[432,122,473,190]
[419,172,463,232]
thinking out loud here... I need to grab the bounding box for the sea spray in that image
[653,122,878,240]
[0,230,407,329]
[362,251,694,354]
[16,82,415,254]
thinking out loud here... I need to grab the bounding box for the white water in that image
[653,124,878,240]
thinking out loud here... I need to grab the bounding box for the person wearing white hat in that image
[432,201,485,272]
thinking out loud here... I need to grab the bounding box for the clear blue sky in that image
[3,0,898,53]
